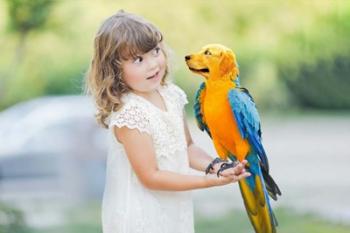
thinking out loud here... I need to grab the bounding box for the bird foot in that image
[205,157,226,175]
[216,161,239,177]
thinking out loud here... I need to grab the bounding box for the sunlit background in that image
[0,0,349,233]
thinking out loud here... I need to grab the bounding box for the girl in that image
[85,10,250,233]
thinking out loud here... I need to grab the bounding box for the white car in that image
[0,95,108,202]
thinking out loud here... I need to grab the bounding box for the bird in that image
[185,44,281,233]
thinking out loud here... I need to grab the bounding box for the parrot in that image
[185,44,281,233]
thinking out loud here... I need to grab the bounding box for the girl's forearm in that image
[145,170,215,191]
[141,144,220,191]
[187,143,215,172]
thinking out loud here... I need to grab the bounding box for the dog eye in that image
[204,50,212,56]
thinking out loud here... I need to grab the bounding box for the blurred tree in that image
[281,54,350,109]
[0,0,349,111]
[5,0,55,65]
[277,2,350,110]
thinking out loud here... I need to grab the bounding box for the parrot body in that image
[186,44,281,233]
[201,81,250,161]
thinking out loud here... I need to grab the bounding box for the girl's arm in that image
[183,115,223,173]
[113,126,249,191]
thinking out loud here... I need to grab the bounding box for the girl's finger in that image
[229,172,250,181]
[241,160,248,166]
[221,165,244,177]
[233,164,244,173]
[238,172,251,180]
[222,167,241,176]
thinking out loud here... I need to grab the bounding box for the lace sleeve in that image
[169,83,189,108]
[109,103,152,135]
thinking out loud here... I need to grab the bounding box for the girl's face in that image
[121,44,166,94]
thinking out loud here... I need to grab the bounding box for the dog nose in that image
[185,55,191,61]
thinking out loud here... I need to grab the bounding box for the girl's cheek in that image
[122,70,139,88]
[156,55,165,68]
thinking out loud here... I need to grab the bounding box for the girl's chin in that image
[142,80,162,93]
[151,82,162,91]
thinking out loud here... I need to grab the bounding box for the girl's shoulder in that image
[105,81,188,133]
[107,93,151,134]
[161,81,188,107]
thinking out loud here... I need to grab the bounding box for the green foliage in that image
[1,0,350,111]
[5,0,54,35]
[280,53,350,109]
[0,202,29,233]
[275,3,350,109]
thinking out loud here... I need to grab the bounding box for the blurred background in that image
[0,0,349,232]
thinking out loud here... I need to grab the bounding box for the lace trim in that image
[166,83,189,108]
[109,103,152,135]
[151,113,187,161]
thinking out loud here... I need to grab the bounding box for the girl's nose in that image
[148,57,158,69]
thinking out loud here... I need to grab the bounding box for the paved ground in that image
[1,111,349,227]
[188,114,350,223]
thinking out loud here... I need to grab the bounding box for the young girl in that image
[85,10,250,233]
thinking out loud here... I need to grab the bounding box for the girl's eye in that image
[133,56,143,63]
[152,47,161,56]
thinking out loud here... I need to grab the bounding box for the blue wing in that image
[194,82,211,138]
[228,88,269,171]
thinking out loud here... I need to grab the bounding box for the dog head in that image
[185,44,239,80]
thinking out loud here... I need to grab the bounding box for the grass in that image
[18,201,350,233]
[195,208,350,233]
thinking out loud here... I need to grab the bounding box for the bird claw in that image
[205,157,225,175]
[216,161,239,177]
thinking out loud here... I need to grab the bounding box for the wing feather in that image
[228,88,269,171]
[194,82,211,137]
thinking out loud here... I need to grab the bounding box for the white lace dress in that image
[101,82,195,233]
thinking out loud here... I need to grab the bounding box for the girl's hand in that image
[210,160,249,177]
[219,160,249,178]
[209,161,225,175]
[205,161,251,187]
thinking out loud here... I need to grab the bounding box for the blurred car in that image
[0,95,108,203]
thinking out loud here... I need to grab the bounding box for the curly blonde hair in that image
[84,10,169,128]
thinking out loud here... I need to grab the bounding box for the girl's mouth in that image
[147,71,160,80]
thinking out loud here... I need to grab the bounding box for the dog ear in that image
[219,52,238,76]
